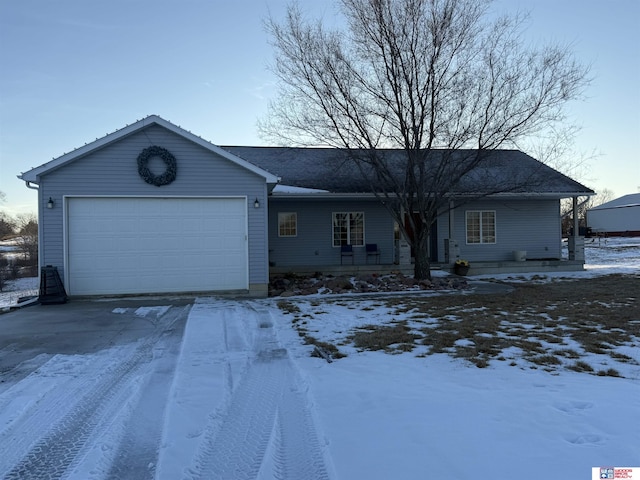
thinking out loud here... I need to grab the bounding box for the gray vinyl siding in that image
[38,124,268,286]
[442,199,561,262]
[268,197,394,267]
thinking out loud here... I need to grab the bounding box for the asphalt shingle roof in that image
[222,146,594,196]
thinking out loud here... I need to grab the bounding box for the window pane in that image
[466,211,480,244]
[278,212,297,237]
[482,211,495,243]
[350,212,364,246]
[333,212,364,246]
[333,213,348,247]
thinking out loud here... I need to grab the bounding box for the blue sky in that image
[1,0,638,216]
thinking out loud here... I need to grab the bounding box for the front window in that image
[332,212,364,246]
[466,210,496,244]
[278,212,297,237]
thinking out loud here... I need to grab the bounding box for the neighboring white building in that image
[587,193,640,236]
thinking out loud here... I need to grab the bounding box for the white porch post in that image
[573,196,579,237]
[445,200,459,264]
[568,196,585,261]
[398,207,411,266]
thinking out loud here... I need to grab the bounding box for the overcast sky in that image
[1,0,638,217]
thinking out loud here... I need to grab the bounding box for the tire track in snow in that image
[104,308,187,480]
[186,303,331,480]
[0,305,188,480]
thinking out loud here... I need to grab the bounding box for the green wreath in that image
[137,146,177,186]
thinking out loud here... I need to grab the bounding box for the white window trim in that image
[278,212,298,237]
[332,211,365,247]
[465,210,497,245]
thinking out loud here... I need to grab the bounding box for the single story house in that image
[19,115,593,297]
[587,193,640,237]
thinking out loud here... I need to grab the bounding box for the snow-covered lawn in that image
[0,237,638,479]
[265,285,639,479]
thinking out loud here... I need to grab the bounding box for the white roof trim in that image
[269,191,593,200]
[19,115,279,184]
[272,184,330,194]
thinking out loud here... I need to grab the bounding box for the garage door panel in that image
[67,197,248,295]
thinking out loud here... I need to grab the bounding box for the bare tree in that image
[262,0,590,279]
[524,124,597,186]
[15,213,38,265]
[0,192,17,239]
[0,211,16,239]
[588,188,615,208]
[560,187,614,235]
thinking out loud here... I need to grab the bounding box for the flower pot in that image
[513,250,527,262]
[454,264,470,276]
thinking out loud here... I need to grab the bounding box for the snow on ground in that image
[264,297,640,480]
[0,238,638,479]
[0,276,38,310]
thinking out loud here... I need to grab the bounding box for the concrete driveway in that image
[0,297,193,394]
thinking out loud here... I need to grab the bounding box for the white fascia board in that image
[272,184,329,194]
[448,191,595,199]
[270,191,593,200]
[19,115,279,184]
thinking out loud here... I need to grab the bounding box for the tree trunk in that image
[413,228,431,281]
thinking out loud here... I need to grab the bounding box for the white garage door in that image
[66,197,248,295]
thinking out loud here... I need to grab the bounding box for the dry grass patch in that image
[568,361,594,373]
[281,274,639,376]
[355,274,640,376]
[277,300,301,315]
[350,321,422,353]
[305,336,348,360]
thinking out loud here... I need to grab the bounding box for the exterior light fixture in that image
[47,197,54,209]
[254,198,260,208]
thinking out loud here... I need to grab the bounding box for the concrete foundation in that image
[270,259,585,278]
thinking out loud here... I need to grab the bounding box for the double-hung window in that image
[278,212,297,237]
[466,211,496,244]
[332,212,364,247]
